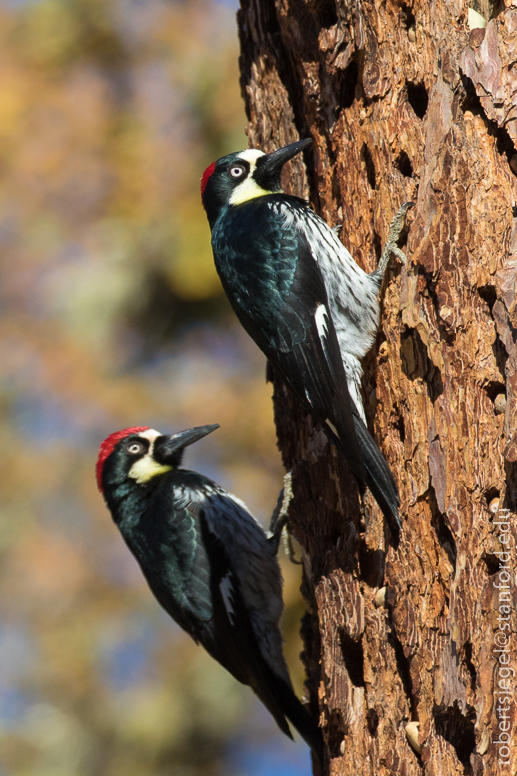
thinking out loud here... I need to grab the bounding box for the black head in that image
[96,424,220,496]
[200,138,312,228]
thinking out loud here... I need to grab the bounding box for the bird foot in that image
[268,471,293,541]
[267,472,302,563]
[374,201,414,277]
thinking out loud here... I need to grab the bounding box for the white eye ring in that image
[230,165,245,178]
[127,442,144,455]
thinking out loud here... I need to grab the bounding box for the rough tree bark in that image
[237,1,517,774]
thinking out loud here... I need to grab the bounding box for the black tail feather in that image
[352,412,401,531]
[324,412,401,532]
[201,513,323,766]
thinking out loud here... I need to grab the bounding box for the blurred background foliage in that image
[0,0,311,774]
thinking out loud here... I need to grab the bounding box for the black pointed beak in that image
[154,424,220,463]
[259,138,312,175]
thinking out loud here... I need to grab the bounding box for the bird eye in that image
[126,441,145,455]
[229,165,245,179]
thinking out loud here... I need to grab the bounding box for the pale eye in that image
[127,441,145,455]
[230,165,245,179]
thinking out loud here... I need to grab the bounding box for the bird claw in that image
[284,532,303,564]
[375,201,414,277]
[267,472,302,563]
[268,471,293,543]
[389,246,409,266]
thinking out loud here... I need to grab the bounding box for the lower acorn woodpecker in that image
[96,424,323,768]
[201,139,404,530]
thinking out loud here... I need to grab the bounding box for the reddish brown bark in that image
[237,1,517,774]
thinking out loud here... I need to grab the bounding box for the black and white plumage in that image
[96,424,323,767]
[201,139,404,530]
[283,199,412,423]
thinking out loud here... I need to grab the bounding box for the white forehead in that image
[236,148,266,171]
[137,428,162,443]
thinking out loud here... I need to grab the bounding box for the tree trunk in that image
[237,1,517,774]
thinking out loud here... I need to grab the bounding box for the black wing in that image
[198,511,323,766]
[120,483,214,633]
[122,483,276,687]
[213,196,365,485]
[352,410,401,530]
[121,478,322,761]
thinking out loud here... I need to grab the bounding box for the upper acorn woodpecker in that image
[201,139,403,530]
[96,424,323,768]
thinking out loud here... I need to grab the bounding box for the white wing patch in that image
[315,303,329,340]
[220,571,236,624]
[315,303,333,372]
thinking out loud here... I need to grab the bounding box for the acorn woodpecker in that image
[201,139,403,530]
[96,424,323,767]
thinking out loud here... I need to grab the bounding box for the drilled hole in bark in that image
[327,711,346,757]
[471,0,505,21]
[395,414,405,443]
[395,150,413,178]
[367,708,379,735]
[478,283,497,312]
[340,631,365,687]
[400,3,416,28]
[492,0,506,18]
[482,552,500,575]
[429,486,457,570]
[339,59,359,110]
[485,486,500,508]
[315,0,338,28]
[361,144,376,189]
[463,641,477,691]
[484,380,506,402]
[401,326,429,380]
[358,544,384,588]
[407,81,428,119]
[419,267,456,346]
[434,702,476,768]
